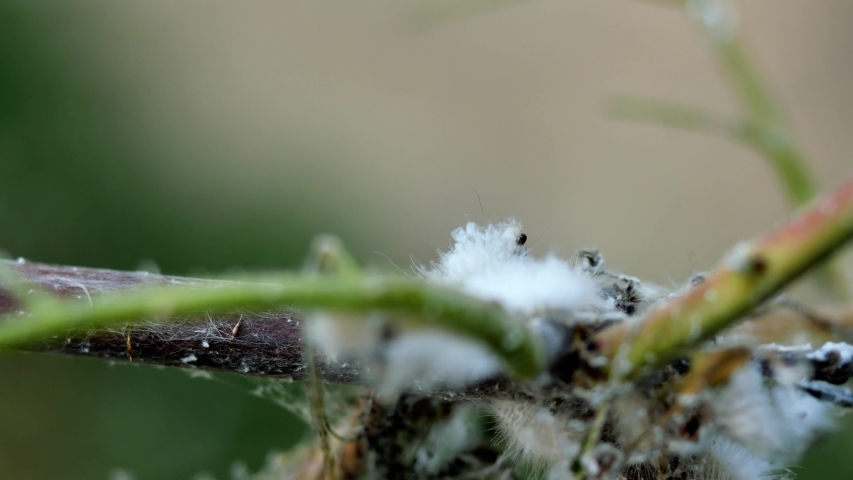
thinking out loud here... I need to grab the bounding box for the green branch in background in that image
[605,96,756,143]
[607,0,851,300]
[610,0,821,210]
[595,176,853,376]
[689,0,819,208]
[415,0,834,217]
[708,0,853,300]
[0,272,545,379]
[0,0,848,394]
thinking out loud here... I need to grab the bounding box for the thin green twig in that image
[605,96,755,143]
[0,273,544,379]
[705,26,818,207]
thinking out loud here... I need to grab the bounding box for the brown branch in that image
[0,261,363,384]
[4,175,853,395]
[5,257,853,389]
[0,262,531,403]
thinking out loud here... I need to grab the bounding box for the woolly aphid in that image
[303,220,851,480]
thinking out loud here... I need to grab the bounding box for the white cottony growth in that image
[768,383,835,464]
[306,220,621,395]
[713,364,834,466]
[414,404,482,475]
[305,313,383,363]
[462,256,605,315]
[808,341,853,364]
[425,220,605,315]
[307,314,501,394]
[424,220,525,283]
[713,367,781,457]
[492,399,583,465]
[180,354,197,364]
[300,219,846,479]
[707,437,777,480]
[381,330,501,394]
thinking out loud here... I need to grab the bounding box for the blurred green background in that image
[1,1,852,478]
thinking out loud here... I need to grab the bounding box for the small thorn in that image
[231,316,243,341]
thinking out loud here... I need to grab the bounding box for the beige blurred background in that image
[1,1,852,479]
[75,0,853,280]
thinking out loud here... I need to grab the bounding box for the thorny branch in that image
[0,262,533,401]
[0,262,533,406]
[0,262,350,382]
[0,263,545,379]
[0,261,848,384]
[0,176,850,395]
[0,179,852,480]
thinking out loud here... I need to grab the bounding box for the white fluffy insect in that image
[423,220,608,315]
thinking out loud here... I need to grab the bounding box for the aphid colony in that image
[288,220,853,480]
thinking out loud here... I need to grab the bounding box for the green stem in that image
[713,37,819,207]
[595,177,853,375]
[0,273,544,379]
[606,96,734,135]
[689,0,849,300]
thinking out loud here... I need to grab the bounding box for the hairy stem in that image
[0,262,544,379]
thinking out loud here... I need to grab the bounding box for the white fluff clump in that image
[424,220,525,284]
[808,341,853,364]
[462,256,605,315]
[712,364,834,467]
[713,367,781,458]
[414,404,483,475]
[310,220,609,395]
[424,220,605,315]
[492,399,584,465]
[306,314,501,395]
[381,330,502,395]
[707,437,778,480]
[291,219,851,480]
[767,383,835,463]
[305,313,383,364]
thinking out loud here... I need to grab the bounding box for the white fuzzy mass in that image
[808,341,853,365]
[305,219,846,480]
[424,220,605,315]
[382,330,502,394]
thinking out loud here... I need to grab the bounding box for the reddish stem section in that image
[595,176,853,372]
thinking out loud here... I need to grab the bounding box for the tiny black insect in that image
[516,233,527,246]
